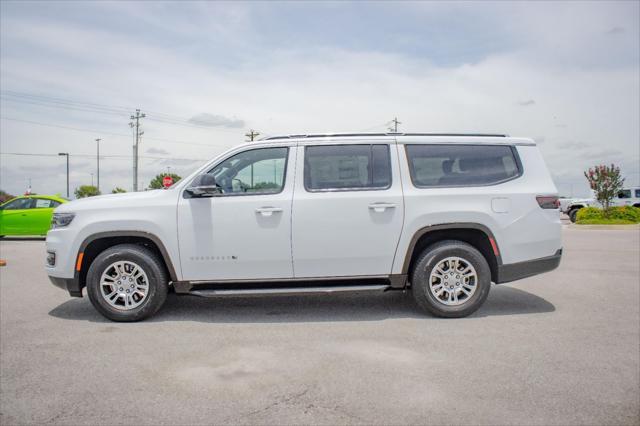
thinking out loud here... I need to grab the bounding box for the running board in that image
[185,284,391,298]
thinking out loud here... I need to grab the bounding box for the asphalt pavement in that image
[0,226,638,425]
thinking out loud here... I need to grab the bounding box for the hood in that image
[56,189,175,213]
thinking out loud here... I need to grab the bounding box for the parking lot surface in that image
[0,227,639,425]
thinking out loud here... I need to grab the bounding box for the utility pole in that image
[58,153,69,198]
[95,138,101,192]
[245,129,260,142]
[389,117,401,133]
[129,109,146,191]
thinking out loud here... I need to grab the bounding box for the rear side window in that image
[635,189,640,198]
[304,144,391,191]
[35,199,54,208]
[405,144,521,187]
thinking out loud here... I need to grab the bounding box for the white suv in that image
[46,133,562,321]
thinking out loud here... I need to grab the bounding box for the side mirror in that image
[186,174,220,197]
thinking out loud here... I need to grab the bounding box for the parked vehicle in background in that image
[564,187,640,222]
[0,195,67,237]
[46,133,562,322]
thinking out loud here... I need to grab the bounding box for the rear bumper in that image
[48,275,83,297]
[496,249,562,284]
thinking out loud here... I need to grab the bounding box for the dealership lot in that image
[0,226,638,425]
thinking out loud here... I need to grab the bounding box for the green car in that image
[0,195,68,237]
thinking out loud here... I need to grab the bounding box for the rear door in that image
[291,141,404,278]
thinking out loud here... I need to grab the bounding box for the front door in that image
[177,145,296,281]
[291,143,405,278]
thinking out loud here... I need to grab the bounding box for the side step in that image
[185,284,391,298]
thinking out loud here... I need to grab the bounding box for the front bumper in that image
[48,275,83,297]
[496,249,562,284]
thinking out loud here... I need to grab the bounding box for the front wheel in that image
[86,244,168,322]
[411,240,491,318]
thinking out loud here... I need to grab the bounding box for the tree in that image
[148,173,182,189]
[584,164,624,216]
[74,185,101,199]
[0,190,15,204]
[112,187,127,194]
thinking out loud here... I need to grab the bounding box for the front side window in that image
[2,198,34,210]
[207,147,288,195]
[617,190,631,199]
[304,144,391,191]
[405,144,521,187]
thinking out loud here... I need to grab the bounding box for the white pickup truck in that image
[562,187,640,222]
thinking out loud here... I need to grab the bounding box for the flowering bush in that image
[576,206,640,224]
[584,164,624,216]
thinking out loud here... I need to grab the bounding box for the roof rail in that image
[262,132,507,141]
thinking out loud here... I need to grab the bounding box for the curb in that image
[568,224,640,230]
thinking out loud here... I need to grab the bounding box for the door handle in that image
[368,202,397,213]
[255,207,283,217]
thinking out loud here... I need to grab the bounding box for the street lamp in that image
[95,138,101,192]
[58,153,69,198]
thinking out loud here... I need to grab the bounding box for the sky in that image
[1,0,639,198]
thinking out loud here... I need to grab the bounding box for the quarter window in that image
[35,199,54,208]
[207,147,288,195]
[304,144,391,191]
[405,144,521,187]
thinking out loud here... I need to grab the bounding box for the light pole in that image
[58,153,69,198]
[95,138,101,192]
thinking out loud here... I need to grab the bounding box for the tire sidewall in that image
[86,245,167,322]
[569,209,579,223]
[412,241,491,318]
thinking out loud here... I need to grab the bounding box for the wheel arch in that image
[76,231,178,291]
[402,223,501,283]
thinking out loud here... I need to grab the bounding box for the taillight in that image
[536,196,560,209]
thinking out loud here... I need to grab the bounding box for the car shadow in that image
[48,285,555,324]
[1,237,46,241]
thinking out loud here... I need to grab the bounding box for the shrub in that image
[576,206,640,224]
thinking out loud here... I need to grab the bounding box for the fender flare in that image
[77,230,178,282]
[400,222,503,275]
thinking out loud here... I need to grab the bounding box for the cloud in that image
[188,113,244,128]
[145,147,170,155]
[606,26,625,35]
[579,149,623,160]
[556,141,590,150]
[517,99,536,106]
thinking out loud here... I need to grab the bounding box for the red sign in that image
[162,175,173,188]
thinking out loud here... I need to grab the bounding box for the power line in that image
[1,152,202,161]
[0,116,219,147]
[1,90,251,133]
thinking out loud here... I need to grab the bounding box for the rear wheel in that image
[411,240,491,318]
[568,208,580,223]
[86,244,168,322]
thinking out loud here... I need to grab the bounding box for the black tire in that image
[86,244,168,322]
[411,240,491,318]
[568,208,580,223]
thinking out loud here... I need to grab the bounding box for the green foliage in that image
[148,173,182,189]
[0,190,15,204]
[576,206,640,224]
[252,181,280,190]
[74,185,101,199]
[111,187,127,193]
[583,164,625,214]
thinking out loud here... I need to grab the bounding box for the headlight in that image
[51,213,75,229]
